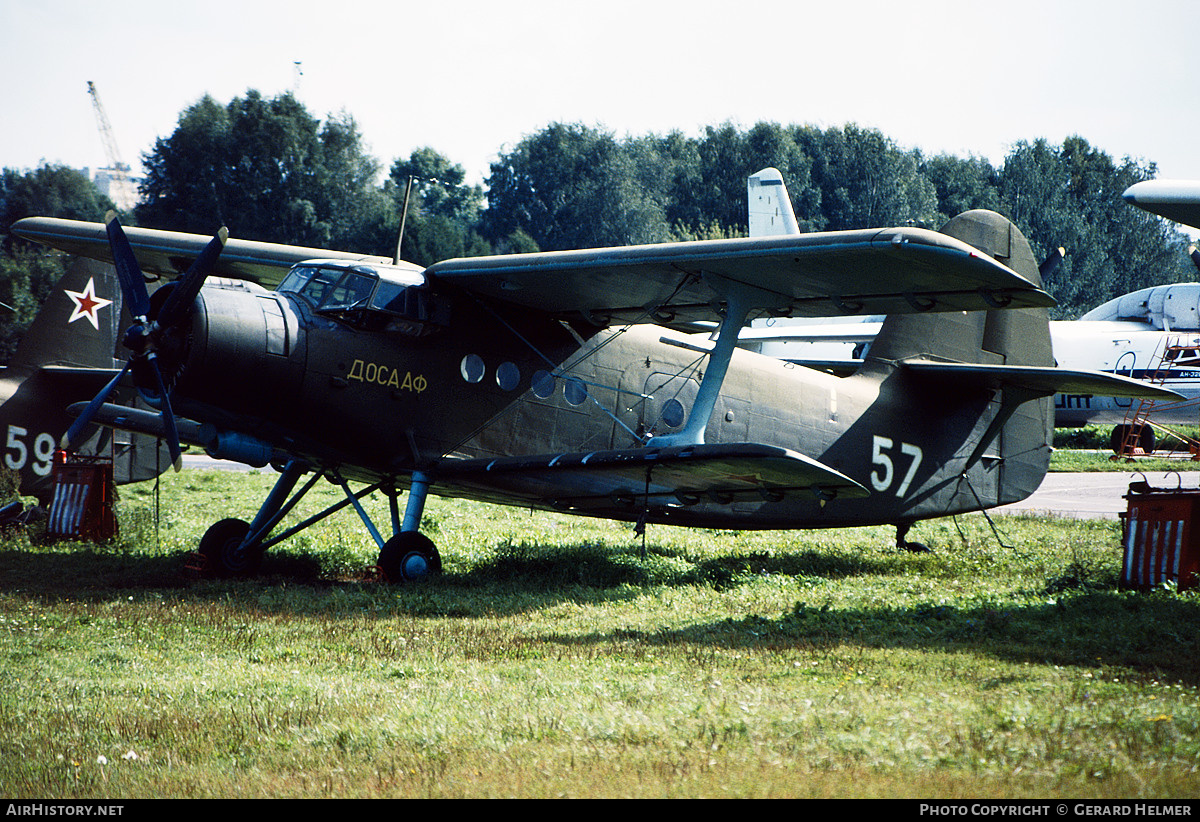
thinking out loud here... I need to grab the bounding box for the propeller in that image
[1039,246,1065,280]
[62,212,227,469]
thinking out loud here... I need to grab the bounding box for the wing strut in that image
[647,276,763,447]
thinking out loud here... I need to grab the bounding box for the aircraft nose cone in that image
[122,324,148,353]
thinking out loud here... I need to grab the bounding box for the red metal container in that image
[1122,478,1200,590]
[46,451,117,542]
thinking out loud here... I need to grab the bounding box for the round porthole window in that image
[531,370,555,398]
[662,398,686,428]
[564,377,588,406]
[460,354,485,384]
[496,361,520,391]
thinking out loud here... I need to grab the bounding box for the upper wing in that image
[15,217,1054,327]
[1123,180,1200,230]
[10,217,397,290]
[425,227,1054,326]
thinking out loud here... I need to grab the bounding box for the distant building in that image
[85,165,142,212]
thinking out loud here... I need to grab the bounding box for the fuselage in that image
[170,275,1050,530]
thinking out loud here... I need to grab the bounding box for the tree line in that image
[1,89,1195,361]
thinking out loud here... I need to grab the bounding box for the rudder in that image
[10,257,123,372]
[865,210,1055,508]
[867,210,1053,369]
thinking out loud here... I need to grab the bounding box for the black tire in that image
[377,531,442,582]
[197,518,262,578]
[1111,424,1155,454]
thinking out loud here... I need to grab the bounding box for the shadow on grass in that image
[0,538,896,601]
[550,591,1200,684]
[1,538,1197,682]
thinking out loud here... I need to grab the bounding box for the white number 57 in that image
[870,435,923,497]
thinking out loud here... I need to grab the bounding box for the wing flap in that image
[434,442,869,513]
[426,228,1054,325]
[11,217,395,290]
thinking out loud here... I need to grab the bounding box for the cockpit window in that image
[278,266,316,295]
[278,262,447,336]
[299,268,341,306]
[321,272,374,311]
[280,267,375,311]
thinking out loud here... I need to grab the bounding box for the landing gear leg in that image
[376,471,442,582]
[197,460,310,577]
[895,521,930,553]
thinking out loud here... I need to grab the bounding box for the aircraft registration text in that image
[346,360,428,393]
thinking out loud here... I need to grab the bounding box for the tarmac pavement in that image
[995,470,1200,520]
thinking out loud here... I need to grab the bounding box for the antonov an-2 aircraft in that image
[11,170,1174,578]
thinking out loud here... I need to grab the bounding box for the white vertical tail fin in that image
[747,168,800,238]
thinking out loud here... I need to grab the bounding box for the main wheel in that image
[1111,424,1155,454]
[197,518,262,577]
[377,531,442,582]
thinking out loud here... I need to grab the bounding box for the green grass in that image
[0,469,1197,798]
[1051,424,1200,471]
[1050,450,1200,472]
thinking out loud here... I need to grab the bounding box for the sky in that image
[3,0,1199,190]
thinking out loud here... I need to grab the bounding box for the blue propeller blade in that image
[156,227,228,329]
[145,353,182,471]
[60,360,132,449]
[104,212,151,320]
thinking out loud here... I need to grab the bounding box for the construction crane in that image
[85,81,138,212]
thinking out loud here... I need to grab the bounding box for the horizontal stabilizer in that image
[901,361,1184,401]
[435,442,869,514]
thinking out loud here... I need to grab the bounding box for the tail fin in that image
[866,210,1055,507]
[747,168,800,238]
[868,210,1053,368]
[2,257,172,502]
[10,257,123,371]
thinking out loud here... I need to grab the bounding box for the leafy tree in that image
[388,148,489,266]
[2,164,114,241]
[796,124,938,230]
[921,153,1001,225]
[669,122,821,237]
[997,137,1192,317]
[137,90,389,253]
[483,123,673,251]
[0,164,114,363]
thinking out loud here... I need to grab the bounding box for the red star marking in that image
[64,277,114,331]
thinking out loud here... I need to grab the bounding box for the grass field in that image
[0,468,1197,798]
